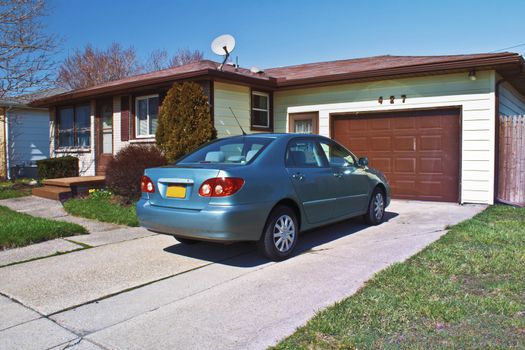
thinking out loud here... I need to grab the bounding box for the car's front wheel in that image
[364,187,386,225]
[258,205,298,261]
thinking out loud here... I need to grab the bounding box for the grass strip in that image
[274,205,525,349]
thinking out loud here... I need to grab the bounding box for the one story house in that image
[0,90,64,179]
[32,52,525,205]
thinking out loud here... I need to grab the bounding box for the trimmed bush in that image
[36,156,79,179]
[156,81,216,162]
[105,144,167,203]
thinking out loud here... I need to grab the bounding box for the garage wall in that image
[499,81,525,116]
[7,108,50,167]
[213,82,252,138]
[274,70,497,204]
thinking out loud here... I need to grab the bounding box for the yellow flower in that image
[89,189,95,193]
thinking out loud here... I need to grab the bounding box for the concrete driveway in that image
[0,200,484,350]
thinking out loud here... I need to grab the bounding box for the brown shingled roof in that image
[265,52,523,86]
[32,52,524,106]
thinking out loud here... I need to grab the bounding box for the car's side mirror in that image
[358,157,369,167]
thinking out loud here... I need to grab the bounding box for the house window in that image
[136,95,159,137]
[251,91,270,129]
[57,104,91,148]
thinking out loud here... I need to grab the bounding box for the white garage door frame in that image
[285,92,497,205]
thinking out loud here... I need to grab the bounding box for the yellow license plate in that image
[166,185,186,198]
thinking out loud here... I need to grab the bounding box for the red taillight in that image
[141,176,155,193]
[198,177,244,197]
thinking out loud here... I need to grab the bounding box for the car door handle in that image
[292,173,305,181]
[333,172,343,178]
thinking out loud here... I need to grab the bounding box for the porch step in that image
[44,176,106,188]
[32,186,72,201]
[32,176,106,200]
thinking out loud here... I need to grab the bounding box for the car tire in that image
[364,187,386,225]
[174,236,200,245]
[257,205,299,261]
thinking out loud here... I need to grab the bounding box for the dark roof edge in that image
[31,53,524,107]
[31,68,277,107]
[275,53,523,88]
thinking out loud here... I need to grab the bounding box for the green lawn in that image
[0,205,87,249]
[63,196,139,227]
[0,179,36,199]
[274,205,525,349]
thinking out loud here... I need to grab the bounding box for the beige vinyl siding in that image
[274,70,497,204]
[213,82,252,137]
[499,81,525,116]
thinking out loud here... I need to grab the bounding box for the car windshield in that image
[177,137,274,165]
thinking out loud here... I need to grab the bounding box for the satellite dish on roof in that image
[211,34,236,55]
[211,34,236,71]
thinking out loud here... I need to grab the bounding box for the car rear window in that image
[177,137,274,165]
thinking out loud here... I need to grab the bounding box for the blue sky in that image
[47,0,525,69]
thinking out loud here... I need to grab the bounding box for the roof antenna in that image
[229,107,246,136]
[211,34,236,71]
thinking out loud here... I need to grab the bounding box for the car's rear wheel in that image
[364,187,386,225]
[258,205,298,261]
[174,236,200,245]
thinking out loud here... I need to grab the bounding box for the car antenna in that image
[229,106,247,136]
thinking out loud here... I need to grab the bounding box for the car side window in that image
[319,141,356,167]
[286,139,326,168]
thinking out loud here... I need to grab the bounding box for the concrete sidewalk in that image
[0,196,154,266]
[0,200,485,350]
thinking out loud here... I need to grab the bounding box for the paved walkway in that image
[0,196,154,266]
[0,200,485,350]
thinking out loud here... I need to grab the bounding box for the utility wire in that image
[490,43,525,53]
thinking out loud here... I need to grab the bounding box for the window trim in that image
[56,104,91,150]
[250,89,273,131]
[135,94,159,138]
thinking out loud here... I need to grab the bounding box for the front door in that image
[289,112,319,134]
[96,100,113,175]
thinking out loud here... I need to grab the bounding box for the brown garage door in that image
[332,109,460,202]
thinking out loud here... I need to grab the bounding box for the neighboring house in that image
[1,90,65,179]
[32,52,525,205]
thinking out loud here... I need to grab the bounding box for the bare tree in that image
[144,49,169,72]
[0,0,58,98]
[169,49,203,67]
[144,48,203,72]
[57,43,142,90]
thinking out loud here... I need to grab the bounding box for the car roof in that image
[225,133,327,140]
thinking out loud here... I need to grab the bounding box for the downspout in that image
[4,105,15,180]
[494,77,506,204]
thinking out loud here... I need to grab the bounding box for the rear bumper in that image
[136,199,272,242]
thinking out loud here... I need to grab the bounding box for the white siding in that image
[7,108,50,167]
[113,95,130,153]
[499,81,525,116]
[49,102,96,176]
[275,70,497,204]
